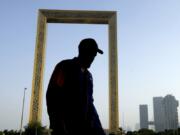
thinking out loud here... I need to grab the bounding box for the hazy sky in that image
[0,0,180,131]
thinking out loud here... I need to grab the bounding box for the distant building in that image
[153,97,165,132]
[163,95,179,130]
[153,95,179,132]
[148,121,155,131]
[139,104,149,129]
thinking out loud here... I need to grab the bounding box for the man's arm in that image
[46,63,65,115]
[86,72,105,135]
[46,63,69,134]
[88,99,106,135]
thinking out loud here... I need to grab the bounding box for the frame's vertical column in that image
[109,12,119,134]
[29,11,47,124]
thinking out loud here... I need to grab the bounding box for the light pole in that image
[20,88,27,135]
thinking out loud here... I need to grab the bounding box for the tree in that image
[0,131,3,135]
[24,122,47,135]
[138,129,155,135]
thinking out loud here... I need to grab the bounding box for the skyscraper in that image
[153,97,165,132]
[139,105,148,129]
[153,95,179,132]
[163,95,179,130]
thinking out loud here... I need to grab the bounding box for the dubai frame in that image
[29,9,119,134]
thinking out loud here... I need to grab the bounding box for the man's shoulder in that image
[86,70,93,79]
[55,57,77,70]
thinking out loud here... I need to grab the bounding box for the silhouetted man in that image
[46,38,106,135]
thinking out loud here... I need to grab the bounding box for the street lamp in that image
[20,88,27,135]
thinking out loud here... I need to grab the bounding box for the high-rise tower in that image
[139,104,149,129]
[153,97,165,132]
[163,95,179,130]
[153,95,179,132]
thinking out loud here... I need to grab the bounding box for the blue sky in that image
[0,0,180,131]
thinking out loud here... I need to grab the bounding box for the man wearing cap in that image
[46,38,105,135]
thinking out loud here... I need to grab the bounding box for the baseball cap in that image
[78,38,103,55]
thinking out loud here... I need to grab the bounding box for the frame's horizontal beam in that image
[40,9,116,24]
[47,18,108,24]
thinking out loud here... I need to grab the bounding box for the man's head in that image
[78,38,103,68]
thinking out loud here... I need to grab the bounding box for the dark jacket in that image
[46,57,105,135]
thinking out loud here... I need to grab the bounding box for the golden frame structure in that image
[29,9,119,134]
